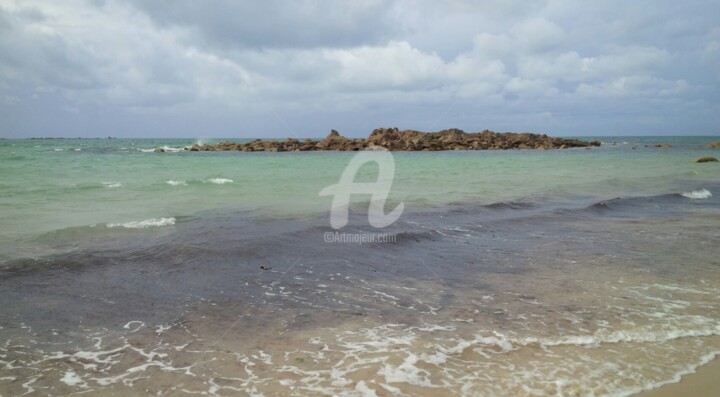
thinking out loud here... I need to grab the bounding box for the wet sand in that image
[637,358,720,397]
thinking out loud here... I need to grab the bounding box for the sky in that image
[0,0,719,138]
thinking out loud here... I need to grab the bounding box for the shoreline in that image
[636,356,720,397]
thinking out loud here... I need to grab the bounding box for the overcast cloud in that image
[0,0,718,137]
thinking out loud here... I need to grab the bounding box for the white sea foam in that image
[155,325,171,336]
[46,339,196,390]
[60,370,85,387]
[681,188,712,199]
[208,178,233,185]
[10,313,720,397]
[8,276,719,397]
[166,180,187,186]
[123,321,144,332]
[107,217,176,229]
[139,146,187,153]
[102,182,122,188]
[504,322,720,348]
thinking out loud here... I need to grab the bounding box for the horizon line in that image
[3,133,720,140]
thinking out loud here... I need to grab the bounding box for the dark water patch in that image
[589,193,683,210]
[584,189,717,218]
[2,188,717,333]
[442,199,539,214]
[391,229,443,244]
[484,201,538,211]
[0,206,544,331]
[2,155,28,161]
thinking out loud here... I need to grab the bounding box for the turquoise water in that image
[1,137,717,240]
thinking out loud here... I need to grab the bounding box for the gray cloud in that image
[127,0,401,49]
[0,0,718,138]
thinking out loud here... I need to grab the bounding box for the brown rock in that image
[695,156,719,163]
[317,129,350,150]
[185,128,601,152]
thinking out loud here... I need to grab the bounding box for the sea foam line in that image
[207,178,233,185]
[507,324,720,347]
[166,180,187,186]
[107,217,176,229]
[138,146,187,153]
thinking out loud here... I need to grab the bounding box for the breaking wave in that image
[681,188,712,199]
[166,180,187,186]
[106,217,176,229]
[207,178,233,185]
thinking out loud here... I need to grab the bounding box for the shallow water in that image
[0,137,719,396]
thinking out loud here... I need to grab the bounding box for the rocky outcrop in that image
[695,156,719,163]
[708,142,720,148]
[173,128,601,153]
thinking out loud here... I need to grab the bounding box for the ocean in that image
[0,136,719,396]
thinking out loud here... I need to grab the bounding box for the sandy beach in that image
[637,358,720,397]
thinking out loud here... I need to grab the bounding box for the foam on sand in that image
[4,279,720,397]
[60,370,86,387]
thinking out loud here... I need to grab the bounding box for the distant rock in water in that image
[708,141,720,148]
[166,128,601,153]
[695,156,719,163]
